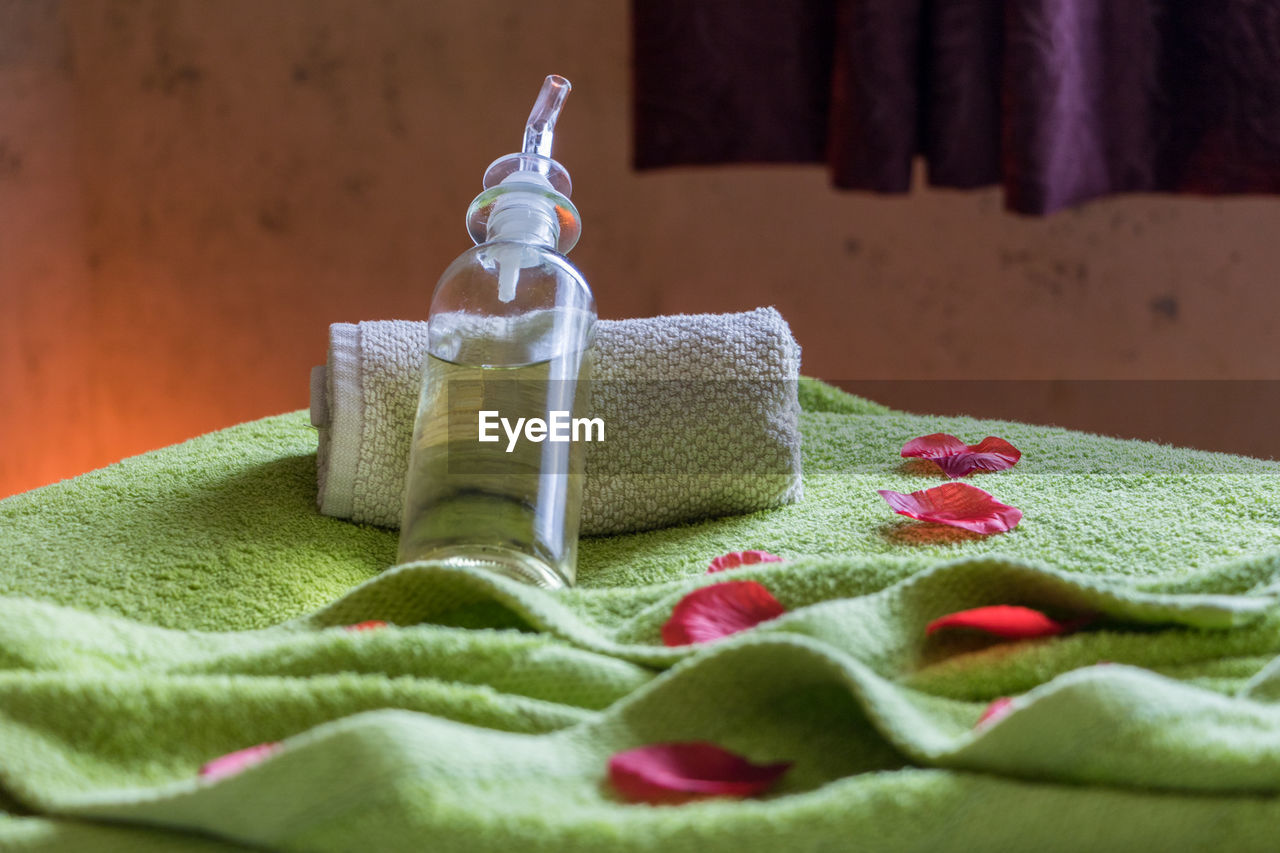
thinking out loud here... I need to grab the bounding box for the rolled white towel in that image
[311,307,802,537]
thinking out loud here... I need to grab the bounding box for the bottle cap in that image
[466,75,581,258]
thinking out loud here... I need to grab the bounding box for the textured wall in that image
[2,0,1279,498]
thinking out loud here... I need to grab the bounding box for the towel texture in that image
[3,382,1280,851]
[313,308,803,536]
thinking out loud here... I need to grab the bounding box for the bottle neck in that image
[484,198,560,250]
[467,169,580,254]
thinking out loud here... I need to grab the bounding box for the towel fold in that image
[312,307,803,536]
[6,393,1280,850]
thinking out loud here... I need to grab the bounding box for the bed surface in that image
[3,382,1280,851]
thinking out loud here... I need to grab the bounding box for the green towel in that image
[3,379,1280,851]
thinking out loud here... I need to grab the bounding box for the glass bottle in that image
[397,75,595,589]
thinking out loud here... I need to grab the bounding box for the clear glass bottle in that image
[397,75,595,589]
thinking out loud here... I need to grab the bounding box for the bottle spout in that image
[478,76,575,195]
[522,75,571,158]
[466,74,582,259]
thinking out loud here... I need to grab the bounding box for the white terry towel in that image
[311,307,803,537]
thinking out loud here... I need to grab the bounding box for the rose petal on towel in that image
[901,433,970,459]
[662,581,786,646]
[344,620,389,631]
[975,697,1014,728]
[608,742,791,804]
[707,550,784,573]
[878,482,1022,534]
[199,742,281,781]
[934,437,1022,478]
[902,434,1021,478]
[926,605,1078,639]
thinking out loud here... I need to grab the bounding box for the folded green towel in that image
[3,380,1280,851]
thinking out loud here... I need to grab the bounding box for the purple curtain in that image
[632,0,1280,215]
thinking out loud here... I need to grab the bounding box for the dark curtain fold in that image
[632,0,1280,215]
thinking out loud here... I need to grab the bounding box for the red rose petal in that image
[975,697,1014,728]
[926,605,1078,639]
[344,620,389,631]
[707,550,784,573]
[199,742,281,781]
[878,482,1022,534]
[608,742,791,804]
[968,436,1022,465]
[902,434,1021,478]
[661,581,786,646]
[933,437,1022,478]
[901,433,970,459]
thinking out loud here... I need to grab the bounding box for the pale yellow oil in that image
[396,351,591,588]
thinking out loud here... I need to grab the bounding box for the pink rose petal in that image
[707,550,784,574]
[934,438,1022,478]
[975,697,1014,728]
[345,620,389,631]
[199,742,281,781]
[902,434,1021,478]
[926,605,1082,639]
[901,433,970,459]
[608,742,791,804]
[661,581,787,646]
[878,482,1022,534]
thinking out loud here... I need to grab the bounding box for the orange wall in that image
[3,0,1280,498]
